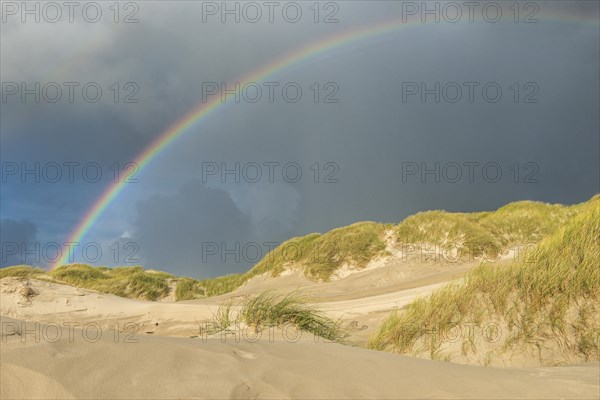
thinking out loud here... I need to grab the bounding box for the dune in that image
[0,277,218,337]
[0,261,466,342]
[2,316,599,400]
[1,277,599,399]
[2,197,598,399]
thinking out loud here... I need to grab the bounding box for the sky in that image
[1,1,599,277]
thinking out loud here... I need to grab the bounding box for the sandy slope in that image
[225,257,478,302]
[0,272,447,342]
[1,271,599,399]
[2,317,599,400]
[0,278,217,337]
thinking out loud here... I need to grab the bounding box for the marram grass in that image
[368,195,599,365]
[0,265,45,279]
[204,291,347,343]
[0,264,174,301]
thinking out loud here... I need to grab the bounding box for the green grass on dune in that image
[197,274,247,298]
[394,211,500,258]
[204,291,347,343]
[479,201,576,246]
[0,265,45,279]
[197,200,583,296]
[248,232,322,278]
[174,277,205,301]
[49,264,174,301]
[250,222,390,281]
[177,222,391,298]
[0,264,175,301]
[368,195,600,365]
[393,200,575,259]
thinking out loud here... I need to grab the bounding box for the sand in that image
[2,315,599,400]
[2,316,599,399]
[1,268,599,399]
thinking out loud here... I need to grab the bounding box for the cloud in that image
[0,219,39,267]
[132,180,255,278]
[1,2,598,276]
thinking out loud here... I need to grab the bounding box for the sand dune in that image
[226,256,479,302]
[2,272,599,399]
[0,273,448,342]
[2,316,599,399]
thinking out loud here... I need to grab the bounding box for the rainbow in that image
[52,12,598,269]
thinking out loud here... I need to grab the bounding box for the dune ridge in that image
[1,196,589,302]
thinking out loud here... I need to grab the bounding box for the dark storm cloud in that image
[132,180,256,277]
[1,1,598,276]
[0,219,38,267]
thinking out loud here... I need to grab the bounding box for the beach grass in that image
[206,291,347,342]
[368,195,600,364]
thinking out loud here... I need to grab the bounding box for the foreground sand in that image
[2,275,599,399]
[2,316,599,400]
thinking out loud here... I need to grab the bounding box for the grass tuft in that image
[207,291,347,343]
